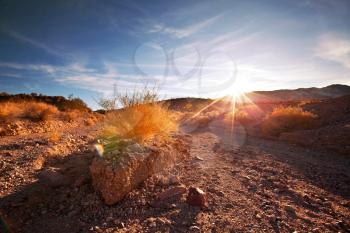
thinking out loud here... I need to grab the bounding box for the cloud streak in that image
[7,30,66,58]
[148,14,223,38]
[314,33,350,69]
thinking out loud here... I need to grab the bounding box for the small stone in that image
[256,213,262,219]
[156,175,169,186]
[186,187,207,207]
[217,191,225,197]
[33,156,45,170]
[189,225,201,232]
[67,210,78,217]
[158,185,187,201]
[157,218,171,225]
[194,156,204,161]
[146,217,157,227]
[284,205,296,216]
[267,214,276,222]
[117,222,125,228]
[74,175,86,187]
[169,175,180,185]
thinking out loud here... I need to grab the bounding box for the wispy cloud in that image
[0,62,59,74]
[0,61,166,94]
[0,73,22,78]
[314,33,350,69]
[148,14,223,38]
[7,30,66,58]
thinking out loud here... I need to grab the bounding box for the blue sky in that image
[0,0,349,109]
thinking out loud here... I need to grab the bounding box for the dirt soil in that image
[1,120,350,233]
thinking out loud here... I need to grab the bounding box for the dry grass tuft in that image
[262,106,319,136]
[0,101,59,121]
[101,103,177,143]
[22,102,59,121]
[60,110,85,122]
[98,86,177,159]
[84,115,98,126]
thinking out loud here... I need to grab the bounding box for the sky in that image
[0,0,349,109]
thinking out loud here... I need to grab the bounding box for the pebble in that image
[169,175,180,185]
[217,191,225,197]
[284,205,296,216]
[158,185,187,201]
[189,225,201,232]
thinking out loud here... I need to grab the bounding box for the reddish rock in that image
[74,175,87,187]
[158,185,187,201]
[90,136,190,205]
[186,187,207,207]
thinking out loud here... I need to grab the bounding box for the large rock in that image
[90,136,190,205]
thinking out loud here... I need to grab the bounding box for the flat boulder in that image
[90,135,191,205]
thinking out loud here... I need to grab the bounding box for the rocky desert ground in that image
[1,89,350,233]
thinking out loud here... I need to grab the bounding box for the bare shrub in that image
[261,106,319,136]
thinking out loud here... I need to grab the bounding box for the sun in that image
[225,77,250,98]
[229,85,245,98]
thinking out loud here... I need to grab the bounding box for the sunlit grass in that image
[98,86,178,160]
[101,103,177,143]
[0,101,59,121]
[262,106,319,136]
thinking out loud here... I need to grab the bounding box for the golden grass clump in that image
[261,106,318,136]
[0,101,59,121]
[0,102,22,119]
[22,102,59,121]
[60,109,85,122]
[101,103,177,143]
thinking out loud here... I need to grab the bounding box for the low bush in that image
[60,109,86,122]
[97,86,177,160]
[101,103,177,143]
[0,101,59,121]
[0,102,22,119]
[22,102,59,121]
[261,106,318,136]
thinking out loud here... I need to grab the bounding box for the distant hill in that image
[164,84,350,111]
[245,84,350,103]
[163,97,212,111]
